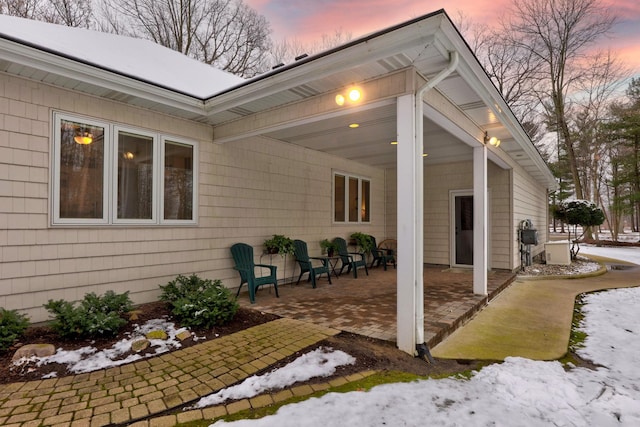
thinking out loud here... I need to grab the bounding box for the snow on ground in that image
[210,246,640,427]
[579,244,640,265]
[13,318,189,375]
[193,347,355,408]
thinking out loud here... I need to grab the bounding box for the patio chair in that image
[369,235,396,271]
[333,237,369,278]
[293,239,332,288]
[230,243,279,304]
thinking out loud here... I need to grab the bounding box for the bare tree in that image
[506,0,617,200]
[1,0,92,26]
[455,12,543,139]
[100,0,272,78]
[266,29,353,70]
[0,0,40,18]
[45,0,92,27]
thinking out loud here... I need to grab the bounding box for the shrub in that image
[44,290,133,338]
[0,308,29,352]
[160,274,239,329]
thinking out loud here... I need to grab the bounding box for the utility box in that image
[545,241,571,265]
[520,229,538,245]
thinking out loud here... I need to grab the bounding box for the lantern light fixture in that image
[484,132,501,148]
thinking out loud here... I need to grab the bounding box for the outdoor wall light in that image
[484,132,501,148]
[335,86,363,106]
[348,88,361,102]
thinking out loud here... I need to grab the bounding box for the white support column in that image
[396,93,420,355]
[473,145,488,295]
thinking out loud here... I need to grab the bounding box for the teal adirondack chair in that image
[293,239,332,288]
[333,237,368,278]
[230,243,278,304]
[369,235,396,271]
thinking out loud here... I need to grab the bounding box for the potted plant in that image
[319,239,338,257]
[350,232,374,254]
[264,234,295,256]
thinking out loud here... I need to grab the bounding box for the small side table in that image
[326,256,342,278]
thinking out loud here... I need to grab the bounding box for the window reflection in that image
[117,131,153,219]
[164,141,193,220]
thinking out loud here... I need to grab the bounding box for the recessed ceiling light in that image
[349,123,359,128]
[422,153,428,157]
[390,141,398,145]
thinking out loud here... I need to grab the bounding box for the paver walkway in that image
[432,258,640,361]
[0,318,339,427]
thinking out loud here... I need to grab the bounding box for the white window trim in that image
[51,111,198,226]
[332,170,371,224]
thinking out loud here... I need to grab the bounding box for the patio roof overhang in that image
[204,10,557,188]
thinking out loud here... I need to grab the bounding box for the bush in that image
[160,274,238,329]
[0,308,29,352]
[44,290,133,338]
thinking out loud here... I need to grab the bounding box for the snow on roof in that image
[0,14,245,98]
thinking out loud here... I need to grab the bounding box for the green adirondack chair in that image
[293,239,332,288]
[230,243,278,304]
[333,237,369,278]
[369,235,396,271]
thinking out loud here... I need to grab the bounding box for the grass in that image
[174,366,500,427]
[176,292,600,426]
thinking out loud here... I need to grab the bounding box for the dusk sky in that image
[246,0,640,77]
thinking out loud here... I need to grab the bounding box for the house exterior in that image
[0,10,556,355]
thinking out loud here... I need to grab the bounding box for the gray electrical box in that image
[521,229,538,245]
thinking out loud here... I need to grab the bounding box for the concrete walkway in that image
[0,318,339,427]
[432,256,640,361]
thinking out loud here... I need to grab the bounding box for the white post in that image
[396,93,419,355]
[473,145,488,295]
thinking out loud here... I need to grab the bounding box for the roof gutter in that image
[414,50,459,361]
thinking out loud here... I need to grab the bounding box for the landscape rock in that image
[131,339,150,352]
[176,331,192,341]
[145,330,168,340]
[12,343,56,361]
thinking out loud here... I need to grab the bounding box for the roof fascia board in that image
[0,38,206,115]
[203,20,442,115]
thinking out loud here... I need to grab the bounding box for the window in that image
[333,172,370,223]
[52,113,197,225]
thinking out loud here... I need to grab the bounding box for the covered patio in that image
[237,266,515,348]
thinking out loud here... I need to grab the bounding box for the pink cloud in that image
[246,0,639,75]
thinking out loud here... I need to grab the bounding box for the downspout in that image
[414,50,459,361]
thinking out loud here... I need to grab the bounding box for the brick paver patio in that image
[0,319,339,427]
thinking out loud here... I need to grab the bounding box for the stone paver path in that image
[0,318,339,427]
